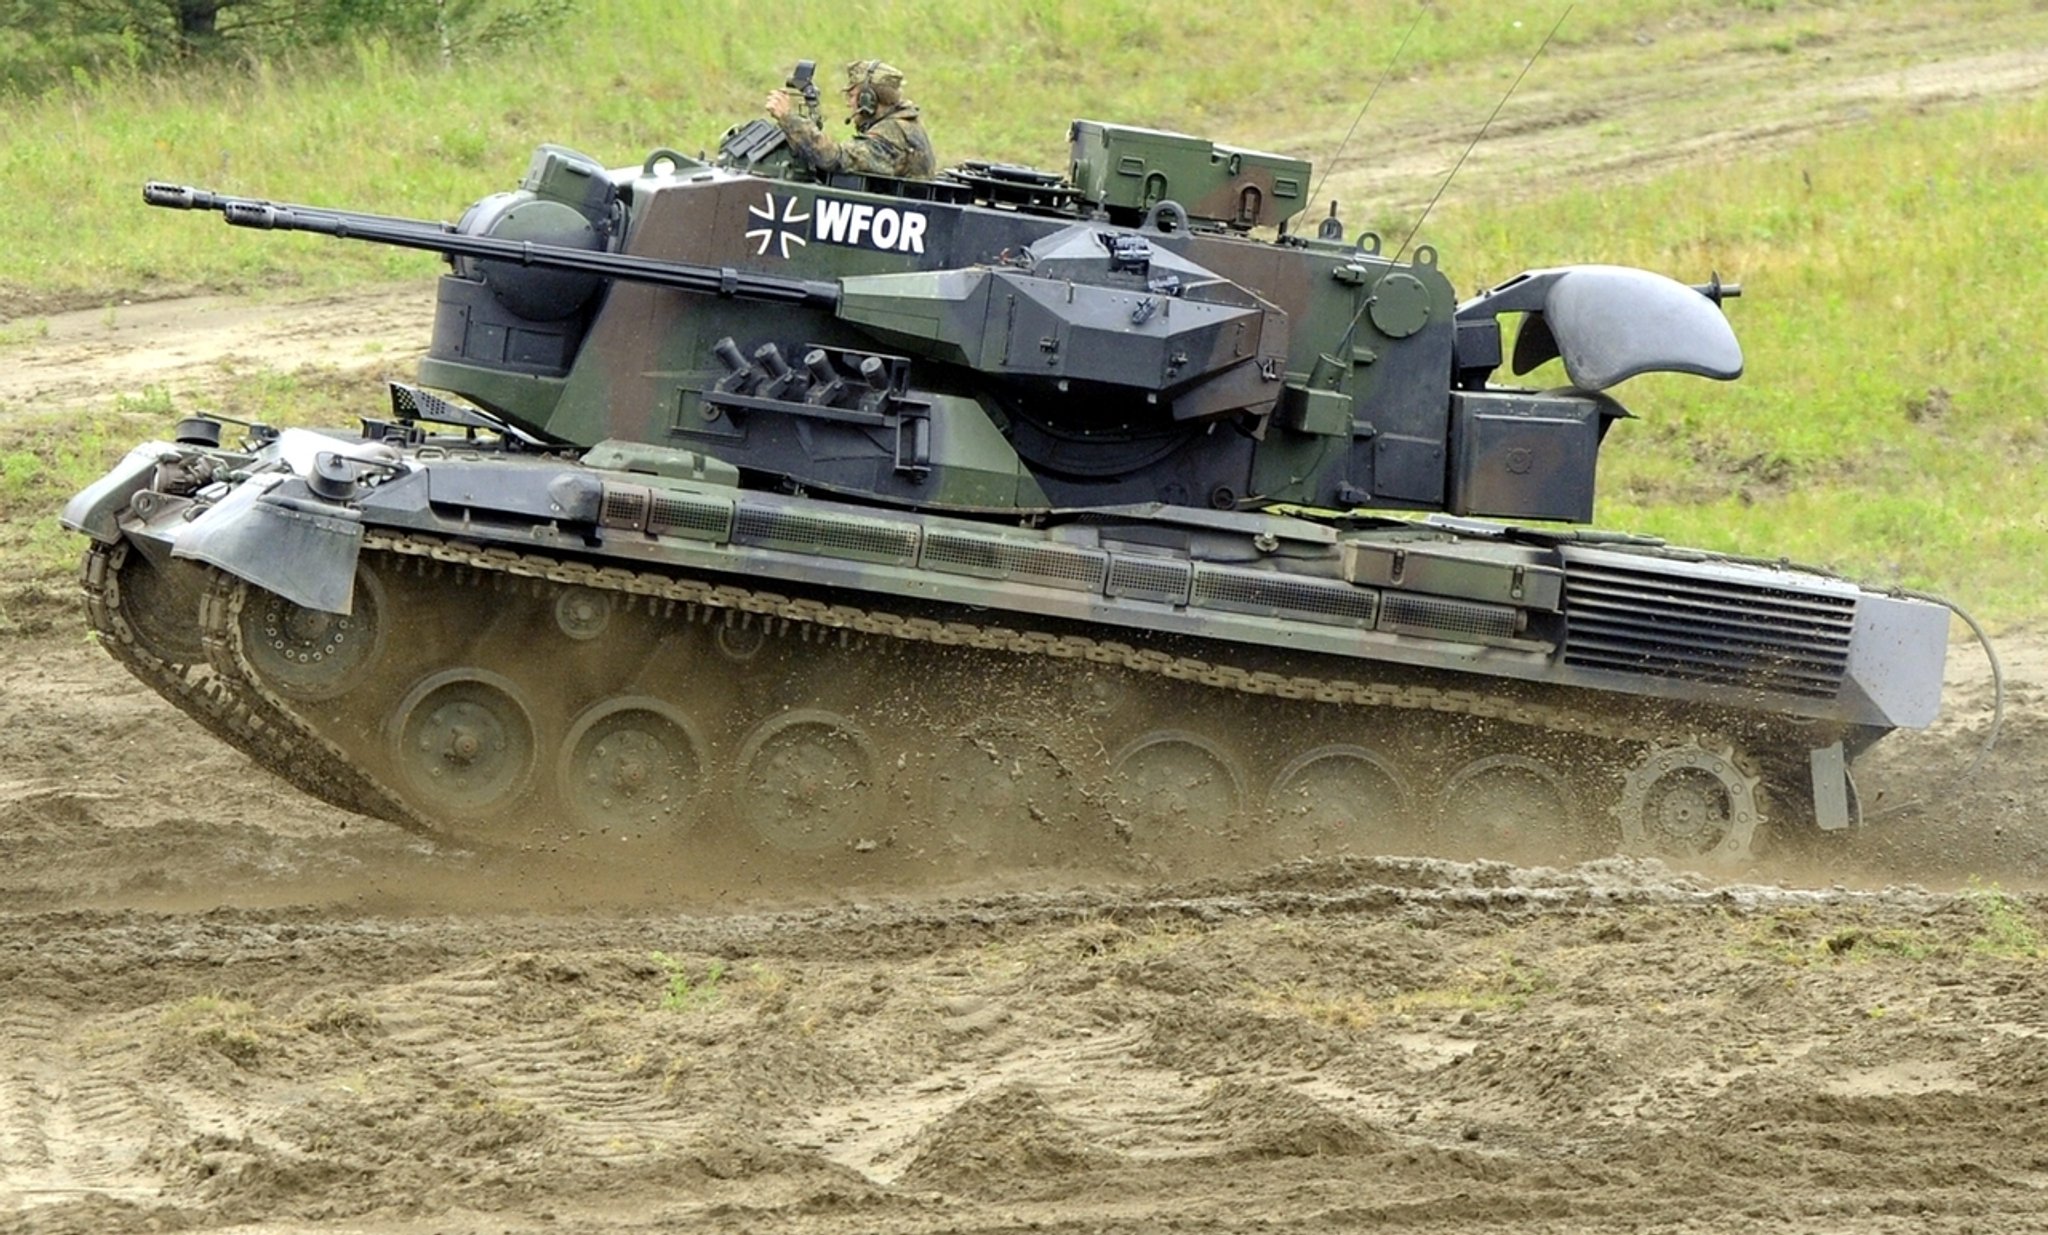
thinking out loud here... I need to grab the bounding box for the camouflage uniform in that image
[777,60,936,179]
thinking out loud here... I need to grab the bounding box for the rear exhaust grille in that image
[1563,559,1855,698]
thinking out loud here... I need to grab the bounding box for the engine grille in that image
[1106,555,1193,605]
[922,529,1108,592]
[1563,559,1855,699]
[647,491,733,541]
[1380,592,1520,643]
[733,505,920,566]
[1191,565,1379,628]
[599,486,647,530]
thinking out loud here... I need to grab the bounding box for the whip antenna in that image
[1338,5,1573,350]
[1305,7,1425,215]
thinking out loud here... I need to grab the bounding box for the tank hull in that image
[66,426,1948,871]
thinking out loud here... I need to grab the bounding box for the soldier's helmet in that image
[843,59,907,114]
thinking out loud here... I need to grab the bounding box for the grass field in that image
[1436,92,2048,616]
[1,0,2043,622]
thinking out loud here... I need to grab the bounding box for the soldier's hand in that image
[764,89,790,121]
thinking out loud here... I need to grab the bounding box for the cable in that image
[1336,4,1573,355]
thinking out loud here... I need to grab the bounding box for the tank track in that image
[151,528,1774,875]
[82,541,430,834]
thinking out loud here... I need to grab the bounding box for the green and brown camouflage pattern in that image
[77,95,1957,857]
[1067,121,1310,231]
[404,142,1472,517]
[778,101,935,179]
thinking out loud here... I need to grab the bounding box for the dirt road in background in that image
[4,9,2047,1233]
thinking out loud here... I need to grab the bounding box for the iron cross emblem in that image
[745,192,811,260]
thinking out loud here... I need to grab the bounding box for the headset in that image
[851,60,879,114]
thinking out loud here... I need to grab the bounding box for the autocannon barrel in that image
[141,181,842,310]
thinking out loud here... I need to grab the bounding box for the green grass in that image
[1427,92,2048,612]
[0,409,156,584]
[650,951,727,1011]
[155,994,269,1066]
[4,0,2024,299]
[1738,891,2044,966]
[0,363,390,603]
[2,0,2044,620]
[0,318,49,346]
[1251,950,1554,1029]
[1964,882,2043,960]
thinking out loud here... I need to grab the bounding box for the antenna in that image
[1304,7,1425,216]
[1336,5,1573,351]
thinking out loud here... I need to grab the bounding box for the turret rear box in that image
[1068,120,1309,230]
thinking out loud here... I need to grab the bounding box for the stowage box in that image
[1068,120,1309,230]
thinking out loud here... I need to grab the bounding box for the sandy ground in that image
[0,638,2044,1235]
[5,11,2048,1233]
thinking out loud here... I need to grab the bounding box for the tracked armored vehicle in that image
[64,101,1953,875]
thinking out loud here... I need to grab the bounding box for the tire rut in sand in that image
[0,1015,183,1211]
[0,1001,63,1184]
[361,960,731,1165]
[1,858,2045,1230]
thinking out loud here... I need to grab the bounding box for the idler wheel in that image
[737,709,880,852]
[239,569,386,701]
[1435,754,1580,860]
[106,542,210,665]
[391,669,538,821]
[1616,739,1763,860]
[1267,743,1412,854]
[558,697,704,837]
[1108,730,1245,855]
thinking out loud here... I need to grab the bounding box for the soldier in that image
[764,59,936,180]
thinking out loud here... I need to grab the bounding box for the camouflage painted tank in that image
[63,96,1952,876]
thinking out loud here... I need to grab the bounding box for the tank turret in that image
[146,122,1739,528]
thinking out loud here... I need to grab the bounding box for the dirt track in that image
[6,12,2048,1233]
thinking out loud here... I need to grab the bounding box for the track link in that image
[82,541,430,833]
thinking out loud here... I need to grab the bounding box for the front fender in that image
[62,444,168,543]
[169,475,364,615]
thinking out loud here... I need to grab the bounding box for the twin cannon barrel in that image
[143,181,842,309]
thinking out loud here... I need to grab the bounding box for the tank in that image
[61,99,1953,876]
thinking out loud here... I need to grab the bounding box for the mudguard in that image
[59,444,165,543]
[169,474,364,615]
